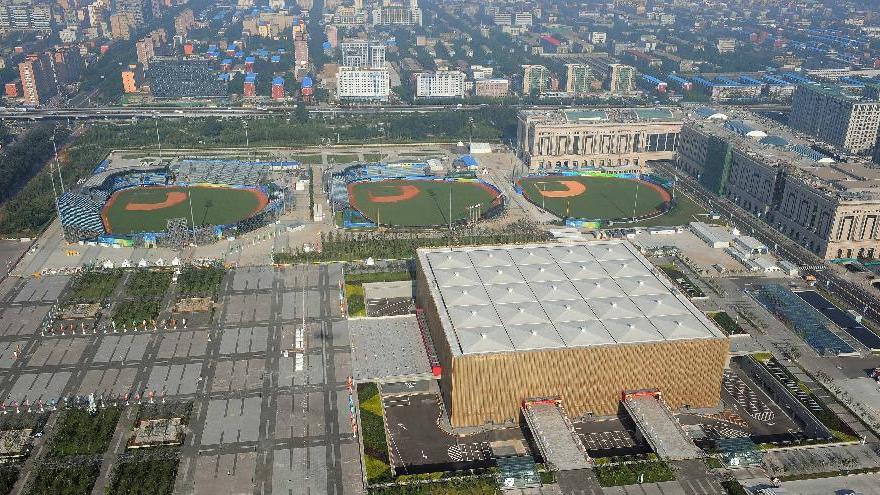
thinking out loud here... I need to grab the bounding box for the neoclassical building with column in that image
[516,108,683,172]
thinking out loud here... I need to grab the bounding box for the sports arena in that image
[57,158,297,246]
[515,172,674,228]
[328,162,504,228]
[415,241,728,427]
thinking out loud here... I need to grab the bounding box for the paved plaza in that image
[0,263,362,495]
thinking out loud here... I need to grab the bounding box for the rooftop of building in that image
[520,107,681,125]
[417,241,725,357]
[685,107,880,202]
[796,82,878,104]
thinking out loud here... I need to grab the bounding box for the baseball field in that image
[348,179,501,227]
[517,175,672,221]
[102,186,268,234]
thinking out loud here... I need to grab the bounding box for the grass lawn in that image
[594,461,676,487]
[349,180,500,227]
[125,270,172,298]
[103,186,266,235]
[292,154,324,164]
[27,464,100,495]
[517,176,669,221]
[327,154,360,164]
[64,270,123,304]
[176,266,225,298]
[49,408,121,457]
[362,153,383,163]
[625,191,707,228]
[708,311,747,336]
[108,458,179,495]
[345,271,412,285]
[358,383,391,483]
[345,284,366,317]
[112,299,160,328]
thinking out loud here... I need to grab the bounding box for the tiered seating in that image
[57,193,106,235]
[171,160,271,186]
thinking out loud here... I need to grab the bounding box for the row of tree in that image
[275,220,551,263]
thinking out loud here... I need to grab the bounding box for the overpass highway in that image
[0,102,792,121]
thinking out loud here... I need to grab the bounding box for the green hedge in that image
[49,408,122,457]
[0,466,17,495]
[125,270,173,298]
[358,383,392,483]
[367,478,498,495]
[64,270,123,304]
[28,464,99,495]
[177,266,225,298]
[594,461,676,487]
[708,312,746,335]
[108,458,179,495]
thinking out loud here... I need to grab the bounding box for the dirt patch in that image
[124,191,188,211]
[366,185,421,203]
[536,180,587,198]
[640,180,673,203]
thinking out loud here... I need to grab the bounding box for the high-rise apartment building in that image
[522,65,551,95]
[415,70,465,98]
[294,33,309,68]
[372,5,421,26]
[136,37,155,68]
[174,8,194,37]
[609,64,636,93]
[114,0,151,28]
[474,78,509,98]
[565,64,591,94]
[340,40,384,69]
[0,1,53,32]
[336,66,390,100]
[18,54,57,105]
[121,69,139,93]
[788,84,880,155]
[110,12,135,40]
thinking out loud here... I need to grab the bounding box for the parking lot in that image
[679,361,804,445]
[381,392,523,473]
[0,264,364,495]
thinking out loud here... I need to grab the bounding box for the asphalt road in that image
[0,103,794,121]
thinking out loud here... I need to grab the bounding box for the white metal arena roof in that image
[418,241,725,356]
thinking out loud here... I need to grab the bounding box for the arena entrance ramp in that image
[522,399,591,471]
[622,390,704,460]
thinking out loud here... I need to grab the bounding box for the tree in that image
[295,102,309,123]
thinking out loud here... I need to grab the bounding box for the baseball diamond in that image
[517,175,672,222]
[102,186,269,235]
[347,179,502,227]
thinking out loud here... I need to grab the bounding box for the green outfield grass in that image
[348,180,500,227]
[517,176,671,221]
[102,186,267,235]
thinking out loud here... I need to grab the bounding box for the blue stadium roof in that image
[457,155,478,167]
[724,120,763,136]
[788,144,828,162]
[759,135,788,147]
